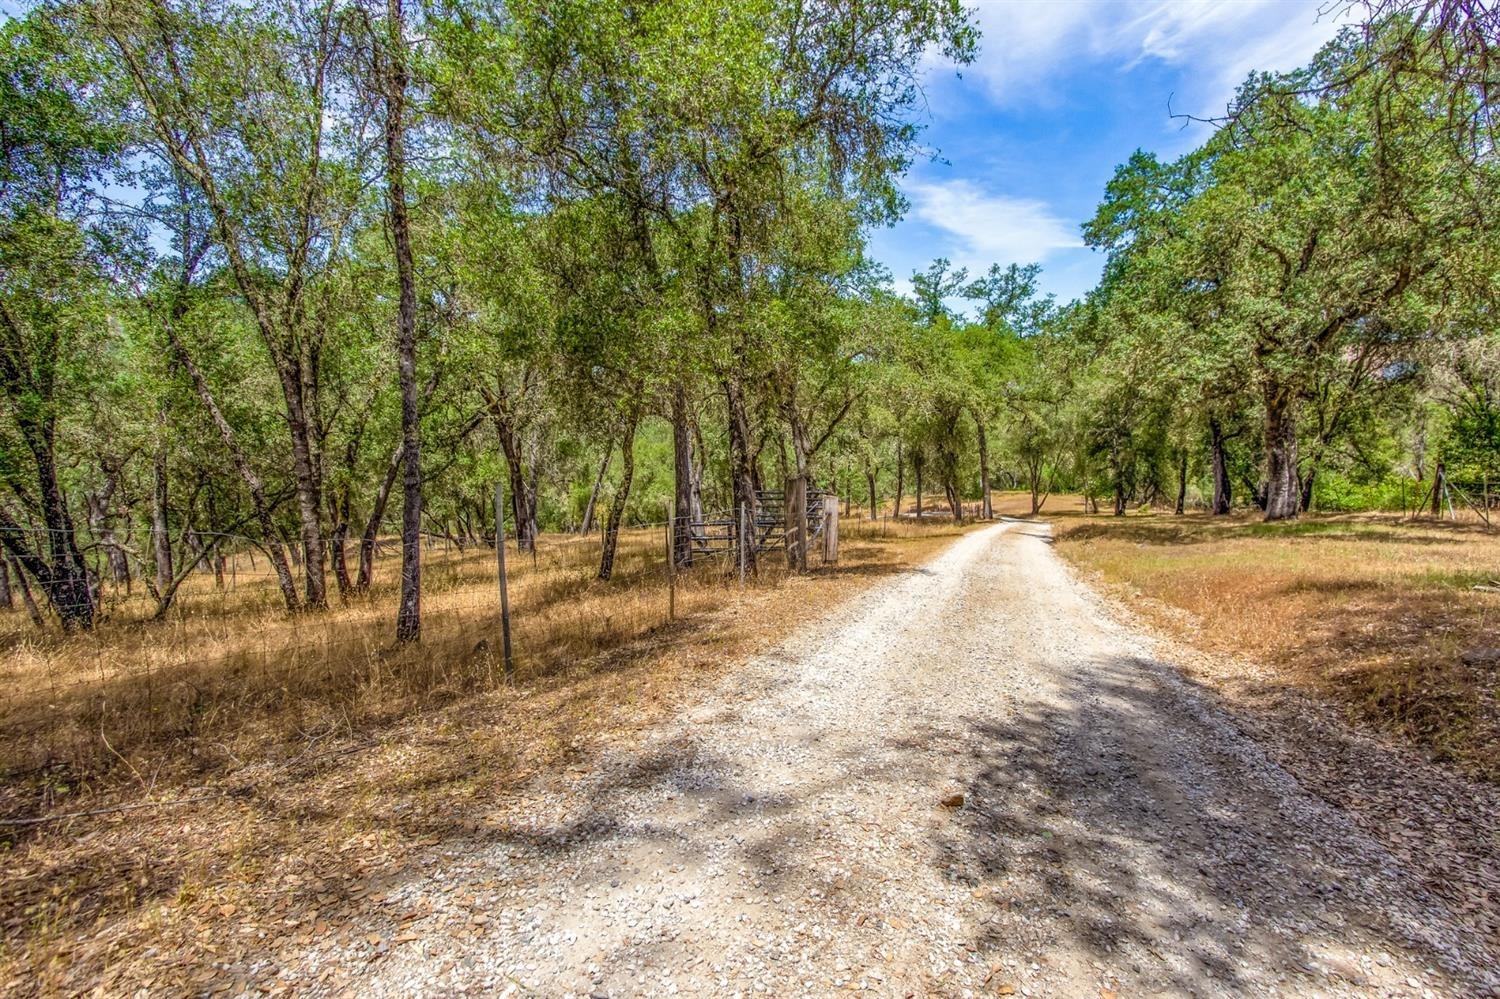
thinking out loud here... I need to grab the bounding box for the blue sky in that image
[871,0,1357,308]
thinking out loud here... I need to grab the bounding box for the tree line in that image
[903,0,1498,528]
[1,0,1494,639]
[1065,0,1499,523]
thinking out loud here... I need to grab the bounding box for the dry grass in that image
[0,517,962,778]
[1,528,718,782]
[0,514,975,996]
[1052,508,1500,778]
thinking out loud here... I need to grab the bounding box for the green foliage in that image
[1068,14,1497,518]
[2,0,1498,628]
[1311,473,1412,513]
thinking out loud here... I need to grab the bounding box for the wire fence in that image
[2,485,1484,782]
[0,499,948,781]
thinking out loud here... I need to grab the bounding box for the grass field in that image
[12,491,1492,990]
[0,512,981,993]
[1053,508,1500,779]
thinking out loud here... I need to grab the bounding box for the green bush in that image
[1311,473,1413,512]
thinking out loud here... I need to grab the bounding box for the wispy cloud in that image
[950,0,1354,115]
[905,178,1081,273]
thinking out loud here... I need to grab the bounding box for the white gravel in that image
[290,520,1498,997]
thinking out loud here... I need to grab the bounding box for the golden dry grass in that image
[0,517,960,778]
[0,515,976,995]
[1052,508,1500,778]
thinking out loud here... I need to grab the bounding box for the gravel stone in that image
[278,521,1498,996]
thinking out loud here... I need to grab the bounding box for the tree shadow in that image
[0,532,949,994]
[249,650,1494,996]
[929,653,1496,994]
[15,642,1493,995]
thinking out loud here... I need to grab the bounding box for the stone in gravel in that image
[254,522,1498,999]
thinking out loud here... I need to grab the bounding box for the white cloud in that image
[952,0,1355,115]
[906,178,1081,270]
[867,178,1101,305]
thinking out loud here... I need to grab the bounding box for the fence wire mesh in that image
[0,500,931,778]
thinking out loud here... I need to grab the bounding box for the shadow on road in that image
[929,652,1493,993]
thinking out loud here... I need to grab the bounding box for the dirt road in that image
[311,521,1497,997]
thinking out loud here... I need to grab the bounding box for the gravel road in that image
[312,520,1498,997]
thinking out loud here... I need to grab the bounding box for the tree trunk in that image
[1175,449,1188,515]
[690,419,707,523]
[385,0,422,643]
[0,556,11,611]
[328,417,370,601]
[165,324,299,610]
[784,396,813,485]
[482,389,538,553]
[106,529,130,587]
[86,478,131,591]
[1262,381,1301,521]
[356,442,404,592]
[279,372,328,608]
[784,475,809,572]
[0,419,95,630]
[9,556,43,628]
[723,378,757,574]
[914,451,924,518]
[86,470,132,589]
[1300,467,1317,513]
[580,444,610,536]
[1248,476,1269,511]
[598,411,639,581]
[1432,460,1447,516]
[973,411,992,519]
[1209,417,1233,515]
[671,385,694,567]
[894,440,904,518]
[1027,453,1043,515]
[526,460,541,545]
[867,469,877,521]
[502,447,535,551]
[152,443,174,586]
[1113,478,1127,516]
[40,482,94,628]
[331,514,352,598]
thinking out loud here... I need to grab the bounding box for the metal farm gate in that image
[686,484,838,564]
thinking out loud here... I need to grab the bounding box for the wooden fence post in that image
[494,482,513,676]
[784,476,808,572]
[822,494,839,565]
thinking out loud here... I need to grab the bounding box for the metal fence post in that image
[494,482,513,676]
[666,502,676,621]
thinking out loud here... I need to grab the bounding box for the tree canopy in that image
[0,0,1495,636]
